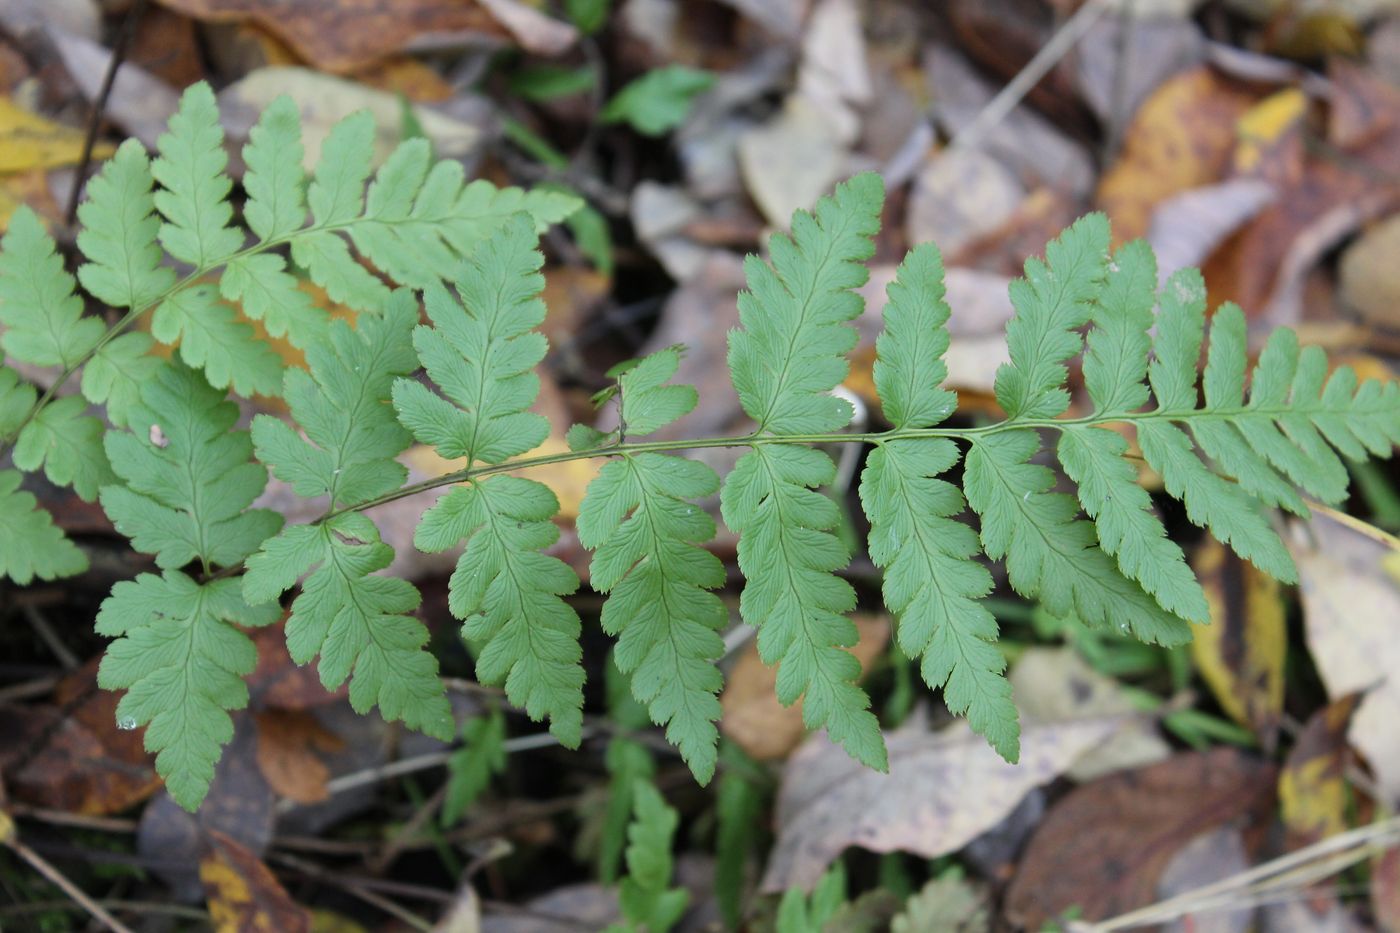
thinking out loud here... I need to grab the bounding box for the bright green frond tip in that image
[603,782,689,933]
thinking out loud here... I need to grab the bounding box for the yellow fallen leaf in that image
[404,434,603,523]
[1234,88,1307,174]
[0,96,113,173]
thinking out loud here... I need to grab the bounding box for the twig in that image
[369,781,449,874]
[269,852,438,930]
[1076,816,1400,932]
[64,0,150,227]
[22,604,79,670]
[2,818,137,933]
[0,675,61,704]
[0,899,208,923]
[1102,0,1135,163]
[949,0,1109,153]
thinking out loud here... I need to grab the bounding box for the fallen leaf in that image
[1156,828,1255,933]
[891,874,989,933]
[761,708,1122,891]
[254,709,344,804]
[720,615,889,763]
[1213,61,1400,323]
[218,66,480,169]
[138,714,274,901]
[0,96,113,172]
[1096,66,1261,243]
[795,0,871,145]
[153,0,508,74]
[477,0,578,55]
[738,95,845,230]
[1009,647,1171,781]
[128,5,206,88]
[247,622,348,709]
[1340,213,1400,329]
[1191,538,1287,749]
[905,148,1025,258]
[1289,508,1400,805]
[715,0,809,40]
[1005,748,1277,928]
[925,44,1095,197]
[1075,13,1205,127]
[201,829,311,933]
[0,0,99,42]
[1233,87,1308,174]
[0,701,160,815]
[51,29,181,150]
[1280,693,1361,850]
[1147,178,1276,280]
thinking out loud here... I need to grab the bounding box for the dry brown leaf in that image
[739,96,845,230]
[1005,748,1277,928]
[761,707,1122,891]
[1290,508,1400,805]
[154,0,509,74]
[218,67,480,169]
[254,709,344,804]
[1191,538,1287,749]
[1340,214,1400,329]
[1155,828,1255,933]
[247,622,348,710]
[476,0,577,56]
[1009,647,1170,781]
[1374,846,1400,933]
[52,30,180,149]
[720,614,888,763]
[905,148,1025,259]
[200,829,311,933]
[1096,66,1261,243]
[1280,693,1361,851]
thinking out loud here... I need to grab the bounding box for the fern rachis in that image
[0,79,1396,810]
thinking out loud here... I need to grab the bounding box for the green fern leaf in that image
[242,94,307,242]
[1141,269,1297,582]
[392,215,582,745]
[578,452,725,782]
[96,570,280,810]
[221,253,328,349]
[244,290,451,741]
[151,284,285,397]
[441,708,507,826]
[994,213,1109,420]
[242,516,454,741]
[577,346,724,782]
[721,172,887,770]
[100,362,282,570]
[0,207,102,368]
[0,469,87,583]
[0,367,36,437]
[1060,239,1208,623]
[81,333,162,428]
[152,83,244,266]
[252,289,417,507]
[859,243,1018,760]
[963,429,1192,646]
[13,396,114,501]
[606,782,689,933]
[76,139,175,310]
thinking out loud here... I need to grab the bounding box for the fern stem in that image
[316,404,1307,526]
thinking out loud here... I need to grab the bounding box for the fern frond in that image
[1139,270,1297,582]
[152,83,244,266]
[578,349,725,782]
[721,173,887,770]
[100,362,282,571]
[96,570,280,809]
[81,333,162,427]
[96,362,284,809]
[244,290,451,741]
[243,515,454,741]
[0,208,102,369]
[251,289,417,508]
[241,95,307,243]
[13,396,114,501]
[606,782,688,933]
[858,243,1018,759]
[994,213,1109,420]
[151,284,285,397]
[392,216,584,745]
[1060,239,1208,624]
[0,469,87,583]
[76,139,175,312]
[964,429,1193,646]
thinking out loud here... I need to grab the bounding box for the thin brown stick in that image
[3,831,137,933]
[64,0,150,227]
